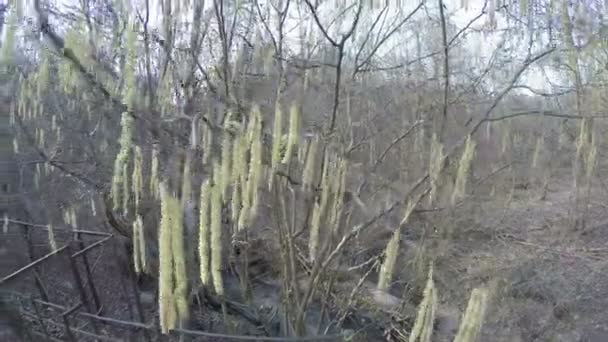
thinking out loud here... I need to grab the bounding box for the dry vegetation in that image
[1,0,608,341]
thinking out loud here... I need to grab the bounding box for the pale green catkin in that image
[171,185,189,322]
[47,224,57,251]
[238,108,262,231]
[220,131,232,202]
[282,104,300,165]
[408,264,437,342]
[302,135,319,191]
[377,229,400,291]
[328,157,347,235]
[231,179,242,224]
[199,179,212,286]
[132,146,144,213]
[378,200,417,290]
[138,217,147,273]
[231,132,246,185]
[159,183,177,334]
[133,216,143,274]
[122,162,130,216]
[210,182,224,297]
[309,152,330,262]
[123,18,138,110]
[111,112,134,212]
[91,197,97,217]
[453,287,489,342]
[248,127,263,224]
[451,135,477,205]
[150,144,160,199]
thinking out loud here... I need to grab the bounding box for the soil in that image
[2,167,608,342]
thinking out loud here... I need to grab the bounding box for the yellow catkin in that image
[132,146,144,213]
[199,179,211,286]
[282,104,300,165]
[158,183,177,334]
[111,112,134,212]
[378,200,417,290]
[69,207,77,230]
[231,132,246,185]
[453,287,489,342]
[150,144,160,200]
[220,132,232,202]
[122,162,130,216]
[451,135,477,205]
[328,157,347,235]
[302,135,319,191]
[133,216,143,274]
[138,217,147,273]
[309,152,330,262]
[210,182,224,297]
[408,264,437,342]
[47,224,57,251]
[171,185,189,322]
[231,179,242,225]
[248,130,263,224]
[91,197,97,217]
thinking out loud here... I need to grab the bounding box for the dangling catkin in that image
[159,183,177,333]
[133,215,144,274]
[199,179,211,286]
[270,105,283,188]
[171,188,189,322]
[132,146,144,213]
[302,135,319,191]
[282,104,300,165]
[378,200,416,291]
[328,156,347,235]
[453,287,489,342]
[451,135,477,205]
[47,224,57,251]
[408,264,437,342]
[112,112,134,212]
[220,131,232,201]
[309,152,330,262]
[150,144,160,200]
[210,181,225,297]
[232,132,246,185]
[248,129,263,224]
[122,162,130,216]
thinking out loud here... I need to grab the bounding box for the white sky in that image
[3,0,565,93]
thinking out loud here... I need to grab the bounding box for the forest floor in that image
[438,170,608,342]
[3,168,608,341]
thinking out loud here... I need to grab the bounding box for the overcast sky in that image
[2,0,561,93]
